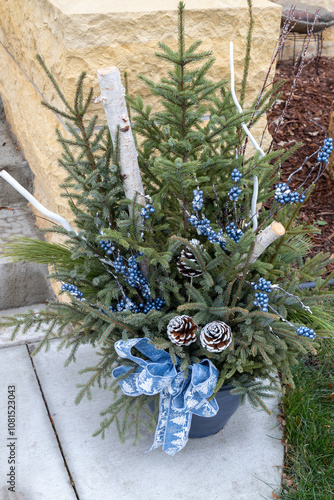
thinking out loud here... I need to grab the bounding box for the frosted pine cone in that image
[200,321,232,352]
[167,315,198,346]
[177,240,202,278]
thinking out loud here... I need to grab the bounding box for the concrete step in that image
[0,117,34,206]
[0,97,54,310]
[0,203,54,309]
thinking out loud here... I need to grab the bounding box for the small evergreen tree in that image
[2,2,334,446]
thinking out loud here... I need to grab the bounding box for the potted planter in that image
[189,386,241,439]
[1,2,333,457]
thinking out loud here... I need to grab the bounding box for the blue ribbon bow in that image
[112,338,219,455]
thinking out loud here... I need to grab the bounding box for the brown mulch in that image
[267,56,334,263]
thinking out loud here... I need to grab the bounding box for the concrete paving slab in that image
[0,304,51,348]
[0,344,77,499]
[33,340,284,500]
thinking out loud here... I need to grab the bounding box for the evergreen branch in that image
[40,101,75,121]
[37,54,75,114]
[74,72,87,116]
[240,0,254,107]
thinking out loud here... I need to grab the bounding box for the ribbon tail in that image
[147,388,192,456]
[147,388,171,452]
[162,404,192,456]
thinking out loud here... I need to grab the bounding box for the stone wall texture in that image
[0,0,281,235]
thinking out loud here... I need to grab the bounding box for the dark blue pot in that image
[189,385,241,439]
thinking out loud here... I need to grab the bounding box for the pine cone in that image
[200,321,232,353]
[167,315,198,346]
[177,241,202,278]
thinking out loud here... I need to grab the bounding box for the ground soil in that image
[267,57,334,265]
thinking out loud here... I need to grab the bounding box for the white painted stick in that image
[0,169,77,233]
[229,42,266,231]
[97,67,145,206]
[249,221,285,264]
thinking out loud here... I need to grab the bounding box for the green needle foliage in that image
[1,2,334,444]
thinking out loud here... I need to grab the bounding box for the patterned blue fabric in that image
[113,338,219,455]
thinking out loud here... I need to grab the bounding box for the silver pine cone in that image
[200,321,232,352]
[176,239,202,278]
[167,315,198,346]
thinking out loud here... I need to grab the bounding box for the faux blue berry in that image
[251,277,272,293]
[141,203,155,219]
[296,326,316,339]
[253,292,269,312]
[189,214,226,249]
[99,239,115,255]
[231,169,242,182]
[275,183,304,205]
[226,222,243,243]
[317,138,333,164]
[192,189,203,212]
[61,283,83,300]
[229,186,242,201]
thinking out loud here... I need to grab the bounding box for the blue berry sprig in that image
[140,203,155,219]
[110,296,165,314]
[274,183,306,205]
[296,326,316,339]
[99,239,115,255]
[228,186,242,202]
[114,253,151,299]
[192,188,204,212]
[231,168,242,182]
[317,138,333,164]
[61,283,83,300]
[251,277,272,293]
[226,222,243,243]
[189,214,226,248]
[253,292,269,312]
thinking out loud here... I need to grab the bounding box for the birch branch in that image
[0,169,76,233]
[97,66,145,206]
[249,221,285,264]
[229,41,265,231]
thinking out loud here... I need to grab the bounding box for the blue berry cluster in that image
[296,326,316,340]
[114,254,150,298]
[110,296,165,314]
[226,222,243,243]
[253,292,269,312]
[228,186,242,202]
[99,239,115,255]
[192,189,204,212]
[274,183,306,205]
[231,168,242,182]
[251,277,272,293]
[317,137,333,164]
[140,203,155,219]
[61,283,83,300]
[189,214,226,248]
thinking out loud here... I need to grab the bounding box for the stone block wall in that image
[0,0,282,234]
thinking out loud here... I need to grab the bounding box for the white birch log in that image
[97,66,145,206]
[0,169,76,233]
[229,42,266,231]
[249,221,285,264]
